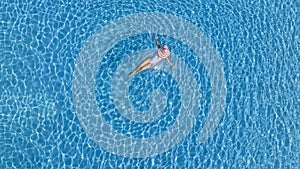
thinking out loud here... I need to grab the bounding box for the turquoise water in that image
[1,0,299,168]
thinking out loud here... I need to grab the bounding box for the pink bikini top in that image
[157,45,171,59]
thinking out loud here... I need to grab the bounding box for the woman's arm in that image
[153,34,161,48]
[165,58,176,69]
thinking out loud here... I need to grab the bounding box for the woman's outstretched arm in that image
[153,34,161,48]
[165,58,176,69]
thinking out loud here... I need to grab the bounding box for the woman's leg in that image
[129,58,151,76]
[136,62,153,73]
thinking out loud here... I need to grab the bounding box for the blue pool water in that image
[1,0,299,168]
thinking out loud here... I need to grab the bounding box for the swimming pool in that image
[1,0,299,168]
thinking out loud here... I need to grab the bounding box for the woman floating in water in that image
[128,34,176,77]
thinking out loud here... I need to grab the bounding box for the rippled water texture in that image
[73,13,226,157]
[1,0,299,168]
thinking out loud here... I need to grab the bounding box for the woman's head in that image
[162,45,169,52]
[158,45,171,59]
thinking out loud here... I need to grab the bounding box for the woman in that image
[128,34,176,77]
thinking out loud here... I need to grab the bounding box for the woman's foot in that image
[128,71,135,77]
